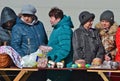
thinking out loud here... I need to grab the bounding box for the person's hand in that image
[105,55,111,61]
[75,59,86,65]
[39,45,52,54]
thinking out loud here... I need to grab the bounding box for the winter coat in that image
[0,7,17,45]
[95,22,118,60]
[115,26,120,62]
[0,27,10,45]
[11,17,48,57]
[46,15,73,81]
[73,25,105,64]
[47,15,74,68]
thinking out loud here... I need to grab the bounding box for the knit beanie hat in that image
[21,4,37,15]
[79,11,95,25]
[100,10,114,25]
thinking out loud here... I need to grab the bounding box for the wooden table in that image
[0,68,38,81]
[87,69,120,81]
[40,68,120,81]
[0,68,120,81]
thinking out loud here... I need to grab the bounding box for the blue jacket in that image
[47,15,73,68]
[11,17,48,57]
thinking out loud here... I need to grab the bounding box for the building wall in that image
[0,0,120,37]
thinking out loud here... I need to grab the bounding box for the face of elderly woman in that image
[21,14,34,24]
[83,18,94,30]
[100,20,111,29]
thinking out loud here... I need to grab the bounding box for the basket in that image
[0,53,12,68]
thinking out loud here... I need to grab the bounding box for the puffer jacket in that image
[47,15,74,68]
[73,25,105,64]
[11,17,48,57]
[95,22,118,60]
[47,15,73,81]
[0,7,17,45]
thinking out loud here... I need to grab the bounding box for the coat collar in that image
[95,22,118,35]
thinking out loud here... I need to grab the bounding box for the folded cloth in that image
[0,46,22,68]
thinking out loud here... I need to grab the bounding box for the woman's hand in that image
[39,45,53,53]
[105,55,111,61]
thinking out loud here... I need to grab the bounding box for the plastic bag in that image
[21,49,42,67]
[21,46,52,68]
[37,45,52,68]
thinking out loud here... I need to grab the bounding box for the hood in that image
[95,22,118,35]
[54,15,74,28]
[0,7,17,26]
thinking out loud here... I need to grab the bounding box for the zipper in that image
[27,38,31,55]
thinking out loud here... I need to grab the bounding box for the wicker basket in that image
[0,53,12,68]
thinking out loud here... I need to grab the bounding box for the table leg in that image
[13,70,26,81]
[20,71,33,81]
[98,72,109,81]
[0,71,11,81]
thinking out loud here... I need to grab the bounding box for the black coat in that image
[72,25,105,64]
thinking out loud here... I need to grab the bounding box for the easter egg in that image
[77,64,82,68]
[81,64,85,68]
[85,64,91,68]
[71,64,78,68]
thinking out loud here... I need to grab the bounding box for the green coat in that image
[48,15,74,68]
[47,15,73,81]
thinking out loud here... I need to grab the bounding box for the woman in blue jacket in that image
[47,7,74,81]
[11,5,48,81]
[11,4,48,57]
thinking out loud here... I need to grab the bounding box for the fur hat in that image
[79,11,95,25]
[100,10,114,25]
[21,4,36,15]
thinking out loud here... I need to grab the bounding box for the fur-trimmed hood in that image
[95,22,118,36]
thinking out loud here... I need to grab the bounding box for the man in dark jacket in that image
[0,7,17,45]
[72,11,105,81]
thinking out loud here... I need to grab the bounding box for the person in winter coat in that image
[0,7,17,45]
[72,11,105,81]
[73,11,105,64]
[11,4,48,81]
[47,7,73,81]
[95,10,118,61]
[0,6,18,81]
[11,4,48,57]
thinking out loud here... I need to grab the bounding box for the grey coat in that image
[72,25,105,64]
[0,27,10,45]
[0,7,17,45]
